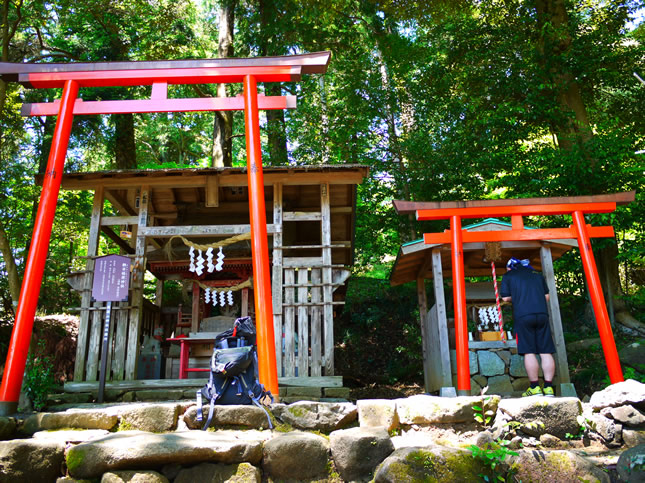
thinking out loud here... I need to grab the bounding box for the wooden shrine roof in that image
[390,218,577,286]
[55,165,368,276]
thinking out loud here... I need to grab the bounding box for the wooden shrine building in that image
[62,165,368,384]
[390,218,575,395]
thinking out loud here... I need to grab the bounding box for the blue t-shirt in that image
[500,266,549,320]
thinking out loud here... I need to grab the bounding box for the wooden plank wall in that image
[272,182,336,378]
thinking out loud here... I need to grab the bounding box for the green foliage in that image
[472,389,496,427]
[468,440,519,482]
[336,267,422,385]
[23,340,56,411]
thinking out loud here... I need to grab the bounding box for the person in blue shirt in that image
[501,258,556,397]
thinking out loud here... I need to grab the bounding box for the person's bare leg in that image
[524,354,540,381]
[540,353,555,382]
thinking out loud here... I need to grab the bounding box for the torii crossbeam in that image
[395,192,635,395]
[0,52,331,414]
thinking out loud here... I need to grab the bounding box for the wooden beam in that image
[431,248,452,388]
[540,245,571,383]
[60,170,368,191]
[105,191,137,216]
[74,186,104,382]
[417,275,432,393]
[272,183,284,376]
[100,216,138,226]
[321,182,334,375]
[125,185,149,380]
[100,226,135,254]
[63,374,343,393]
[205,175,219,208]
[138,224,280,237]
[283,211,322,221]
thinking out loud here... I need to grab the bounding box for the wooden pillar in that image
[191,282,200,333]
[540,245,571,383]
[125,185,149,380]
[272,182,284,377]
[416,273,432,393]
[73,186,104,381]
[242,288,249,317]
[155,279,164,307]
[431,248,452,388]
[297,268,309,377]
[321,182,334,375]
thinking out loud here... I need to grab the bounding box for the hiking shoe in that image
[522,386,543,397]
[543,386,555,397]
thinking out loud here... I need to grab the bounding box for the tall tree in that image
[211,0,236,167]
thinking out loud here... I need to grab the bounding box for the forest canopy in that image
[0,0,643,335]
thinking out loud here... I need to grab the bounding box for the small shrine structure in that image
[61,165,367,384]
[392,192,635,396]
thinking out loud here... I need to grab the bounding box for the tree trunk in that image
[0,220,20,311]
[265,83,288,165]
[370,12,416,241]
[532,0,636,325]
[113,113,137,169]
[257,0,289,166]
[211,0,236,168]
[534,0,593,155]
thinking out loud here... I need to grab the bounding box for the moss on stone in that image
[397,449,490,482]
[287,405,308,418]
[116,419,134,431]
[65,447,85,474]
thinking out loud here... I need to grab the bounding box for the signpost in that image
[91,254,131,402]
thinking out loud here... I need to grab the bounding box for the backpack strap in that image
[199,377,230,431]
[239,376,274,429]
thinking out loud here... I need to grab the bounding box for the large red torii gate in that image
[0,52,331,414]
[395,192,634,394]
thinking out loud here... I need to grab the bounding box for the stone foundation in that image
[451,341,562,396]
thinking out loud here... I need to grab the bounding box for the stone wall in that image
[0,380,643,482]
[451,341,561,396]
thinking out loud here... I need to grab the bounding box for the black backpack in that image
[196,317,274,430]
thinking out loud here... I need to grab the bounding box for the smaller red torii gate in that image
[395,192,634,394]
[0,53,331,414]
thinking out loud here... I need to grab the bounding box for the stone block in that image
[560,383,577,398]
[324,387,351,399]
[396,394,500,425]
[134,389,185,401]
[486,375,514,396]
[102,470,169,483]
[285,386,322,397]
[0,438,65,481]
[273,401,357,431]
[66,431,264,479]
[440,387,457,398]
[510,354,528,377]
[22,410,118,435]
[262,432,329,480]
[117,403,180,432]
[450,350,478,375]
[174,462,260,483]
[473,374,488,388]
[478,351,505,377]
[496,350,511,365]
[330,427,394,481]
[357,399,399,431]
